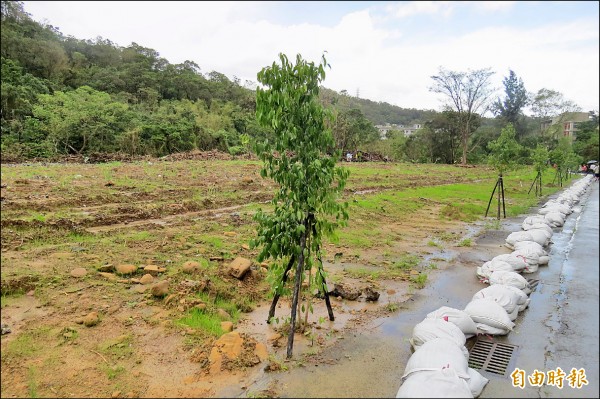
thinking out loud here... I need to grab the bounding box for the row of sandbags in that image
[396,175,594,398]
[472,174,593,333]
[397,308,489,398]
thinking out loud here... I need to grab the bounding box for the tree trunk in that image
[286,217,309,359]
[267,256,295,323]
[461,119,471,165]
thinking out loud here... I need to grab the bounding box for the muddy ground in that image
[0,155,543,398]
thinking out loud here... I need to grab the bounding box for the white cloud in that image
[387,1,455,19]
[472,1,516,13]
[22,1,599,113]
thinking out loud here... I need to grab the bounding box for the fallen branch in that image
[90,350,110,364]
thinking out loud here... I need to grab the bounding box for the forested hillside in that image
[2,1,597,165]
[0,1,431,161]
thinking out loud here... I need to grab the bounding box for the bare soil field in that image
[0,154,557,398]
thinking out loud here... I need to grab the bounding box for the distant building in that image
[540,111,595,140]
[375,123,423,140]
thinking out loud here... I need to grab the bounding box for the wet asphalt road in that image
[481,179,599,398]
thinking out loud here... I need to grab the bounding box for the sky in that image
[22,1,600,115]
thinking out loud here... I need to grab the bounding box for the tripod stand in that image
[528,171,543,197]
[485,174,506,219]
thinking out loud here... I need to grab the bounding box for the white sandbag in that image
[518,297,531,312]
[489,270,532,295]
[402,338,470,380]
[410,318,468,359]
[491,253,528,273]
[544,211,565,227]
[538,255,549,265]
[522,223,553,236]
[476,323,511,335]
[476,259,515,280]
[521,262,539,274]
[425,306,478,336]
[513,240,547,256]
[396,368,473,398]
[527,228,551,247]
[542,201,572,215]
[505,231,547,248]
[508,307,518,321]
[472,285,520,314]
[522,215,551,228]
[464,299,514,334]
[511,248,542,273]
[466,367,489,398]
[502,284,530,305]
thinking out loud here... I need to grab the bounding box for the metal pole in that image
[485,178,499,217]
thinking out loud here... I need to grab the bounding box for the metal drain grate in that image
[526,278,539,291]
[468,339,519,376]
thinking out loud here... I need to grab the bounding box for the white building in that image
[375,123,423,139]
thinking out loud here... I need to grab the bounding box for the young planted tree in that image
[529,144,550,196]
[550,137,581,187]
[251,53,349,358]
[485,123,522,218]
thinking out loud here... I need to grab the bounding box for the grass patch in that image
[199,235,226,250]
[98,334,134,360]
[336,229,373,248]
[344,268,381,280]
[392,254,420,270]
[456,238,472,247]
[177,307,224,337]
[28,365,38,398]
[123,231,154,242]
[427,240,442,248]
[385,302,400,312]
[410,273,428,289]
[2,327,51,360]
[101,364,126,380]
[483,219,502,230]
[1,292,24,308]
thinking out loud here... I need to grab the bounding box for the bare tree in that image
[529,88,581,120]
[529,88,581,137]
[429,67,495,165]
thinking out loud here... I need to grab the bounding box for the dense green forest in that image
[1,1,597,164]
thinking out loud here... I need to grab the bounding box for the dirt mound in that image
[1,150,257,165]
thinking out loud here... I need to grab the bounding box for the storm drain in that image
[468,339,519,377]
[526,278,540,291]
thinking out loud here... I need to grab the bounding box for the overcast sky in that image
[22,1,599,114]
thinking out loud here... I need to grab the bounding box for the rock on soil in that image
[97,264,115,272]
[363,286,380,302]
[208,332,267,375]
[217,309,231,320]
[182,261,200,274]
[70,268,87,278]
[98,272,117,281]
[228,257,252,279]
[143,265,165,276]
[151,280,169,297]
[221,321,234,332]
[83,311,100,327]
[330,283,362,301]
[115,264,137,275]
[139,274,154,285]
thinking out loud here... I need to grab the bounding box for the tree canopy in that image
[429,67,495,165]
